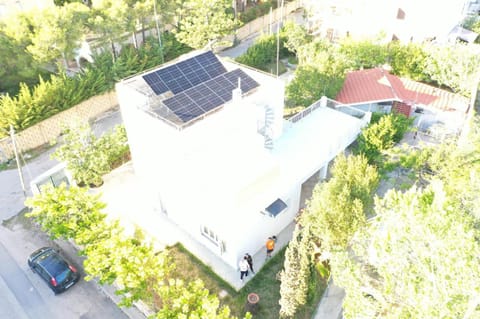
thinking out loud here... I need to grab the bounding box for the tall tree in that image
[89,0,129,62]
[0,14,46,94]
[279,224,313,318]
[175,0,238,49]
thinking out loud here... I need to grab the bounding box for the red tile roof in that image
[336,68,469,112]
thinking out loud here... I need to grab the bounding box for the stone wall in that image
[0,91,118,160]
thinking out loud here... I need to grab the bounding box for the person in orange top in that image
[266,236,276,258]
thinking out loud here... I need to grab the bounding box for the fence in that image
[235,1,303,41]
[0,91,118,160]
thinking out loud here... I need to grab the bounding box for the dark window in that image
[265,199,288,217]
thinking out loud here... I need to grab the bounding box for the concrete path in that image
[313,280,345,319]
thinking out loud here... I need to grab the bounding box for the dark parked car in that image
[28,247,80,294]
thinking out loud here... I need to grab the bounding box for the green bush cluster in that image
[52,124,130,187]
[0,34,191,138]
[235,33,290,73]
[356,112,413,165]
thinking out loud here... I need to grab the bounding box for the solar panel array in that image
[163,69,259,123]
[142,51,227,95]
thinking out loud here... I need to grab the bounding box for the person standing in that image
[245,253,255,274]
[239,256,249,281]
[266,236,276,258]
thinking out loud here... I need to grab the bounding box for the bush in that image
[356,113,413,164]
[52,123,130,187]
[235,34,289,72]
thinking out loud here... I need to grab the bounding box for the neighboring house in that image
[116,50,370,269]
[336,68,470,136]
[0,0,53,19]
[304,0,474,43]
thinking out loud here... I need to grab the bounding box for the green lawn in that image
[168,244,327,318]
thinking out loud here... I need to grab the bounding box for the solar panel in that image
[142,51,227,95]
[161,66,259,124]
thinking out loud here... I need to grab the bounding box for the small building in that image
[336,68,470,138]
[115,50,370,269]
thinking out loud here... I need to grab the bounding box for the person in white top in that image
[239,256,249,281]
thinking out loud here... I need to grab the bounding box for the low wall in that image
[0,91,118,160]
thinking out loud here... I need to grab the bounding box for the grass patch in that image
[167,244,326,318]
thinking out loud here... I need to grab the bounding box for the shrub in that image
[235,34,289,72]
[52,123,130,187]
[356,113,413,164]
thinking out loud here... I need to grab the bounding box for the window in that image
[262,198,288,218]
[200,226,225,253]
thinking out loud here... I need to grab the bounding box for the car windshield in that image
[41,254,71,282]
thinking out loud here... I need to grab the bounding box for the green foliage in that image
[279,224,313,318]
[285,65,344,107]
[387,41,429,82]
[175,0,239,49]
[338,38,389,70]
[25,184,106,240]
[333,184,480,319]
[281,21,312,55]
[356,113,413,164]
[423,42,480,96]
[301,154,379,253]
[52,123,110,187]
[52,123,129,187]
[235,34,289,72]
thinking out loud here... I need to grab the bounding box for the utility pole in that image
[276,0,284,77]
[153,0,164,63]
[10,125,26,198]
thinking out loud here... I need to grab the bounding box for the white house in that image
[304,0,474,43]
[115,50,369,269]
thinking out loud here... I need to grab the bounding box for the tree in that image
[89,0,130,62]
[279,224,313,318]
[300,154,379,253]
[52,123,110,187]
[281,21,311,55]
[285,65,344,107]
[175,0,238,49]
[387,41,429,82]
[25,184,107,240]
[28,3,89,68]
[333,184,480,319]
[0,14,48,94]
[338,38,389,70]
[423,42,480,96]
